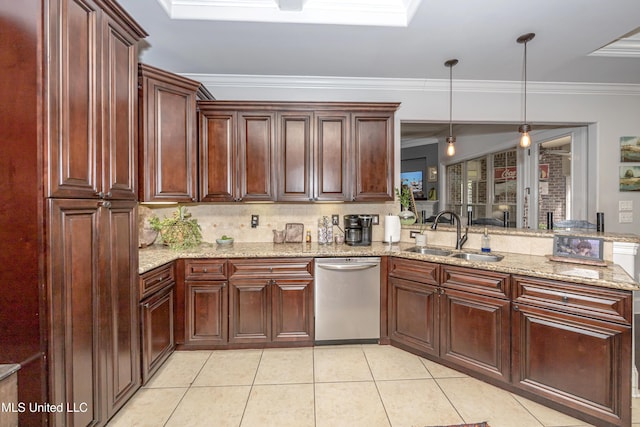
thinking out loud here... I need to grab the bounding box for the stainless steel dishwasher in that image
[314,257,381,344]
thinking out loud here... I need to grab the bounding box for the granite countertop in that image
[0,364,20,381]
[139,242,640,291]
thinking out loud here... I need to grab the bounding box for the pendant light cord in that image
[449,63,453,136]
[523,39,527,123]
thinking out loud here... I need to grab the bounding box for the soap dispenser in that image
[481,227,491,253]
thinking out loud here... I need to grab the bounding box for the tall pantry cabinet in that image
[0,1,147,426]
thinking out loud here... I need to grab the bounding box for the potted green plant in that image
[149,206,202,250]
[395,185,416,225]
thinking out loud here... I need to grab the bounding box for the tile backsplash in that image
[144,202,397,243]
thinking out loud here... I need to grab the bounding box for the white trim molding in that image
[183,73,640,96]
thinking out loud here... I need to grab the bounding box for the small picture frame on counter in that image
[550,235,606,266]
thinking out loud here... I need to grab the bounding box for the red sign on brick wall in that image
[494,167,517,180]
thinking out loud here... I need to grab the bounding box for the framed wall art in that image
[620,136,640,162]
[620,166,640,191]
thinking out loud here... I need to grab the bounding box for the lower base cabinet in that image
[185,280,228,345]
[512,275,632,427]
[389,258,631,427]
[140,265,175,384]
[228,259,314,345]
[389,259,510,383]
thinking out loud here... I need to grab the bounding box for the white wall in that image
[188,74,640,233]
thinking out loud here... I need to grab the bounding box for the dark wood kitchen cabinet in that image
[388,259,510,383]
[276,111,351,202]
[47,0,141,201]
[511,275,632,427]
[276,112,314,201]
[3,0,146,425]
[351,111,395,201]
[44,1,146,426]
[238,111,277,201]
[388,258,440,356]
[183,259,229,346]
[198,107,276,201]
[49,199,140,426]
[198,110,237,201]
[228,258,314,345]
[440,266,511,383]
[197,102,397,202]
[138,64,202,202]
[140,263,176,384]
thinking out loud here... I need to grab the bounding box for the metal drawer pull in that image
[562,295,569,303]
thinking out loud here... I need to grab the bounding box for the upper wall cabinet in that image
[197,101,398,202]
[138,64,203,202]
[47,0,144,201]
[351,111,395,201]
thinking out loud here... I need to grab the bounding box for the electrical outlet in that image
[331,214,339,226]
[410,230,420,238]
[251,214,259,228]
[371,214,379,225]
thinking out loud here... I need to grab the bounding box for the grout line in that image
[432,376,467,424]
[237,348,264,426]
[160,351,214,427]
[361,345,393,426]
[312,346,317,427]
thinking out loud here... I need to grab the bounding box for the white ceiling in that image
[119,0,640,84]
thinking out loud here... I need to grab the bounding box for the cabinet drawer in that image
[184,259,227,280]
[229,258,313,278]
[441,265,510,299]
[388,257,439,285]
[140,263,175,300]
[512,275,632,325]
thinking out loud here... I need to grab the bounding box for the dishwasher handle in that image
[316,263,378,271]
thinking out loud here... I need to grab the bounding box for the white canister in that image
[383,215,401,242]
[415,233,427,246]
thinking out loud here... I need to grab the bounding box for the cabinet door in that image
[271,278,313,342]
[101,15,138,200]
[47,0,102,198]
[238,112,275,201]
[512,303,631,427]
[440,288,510,382]
[103,201,140,415]
[48,199,102,426]
[199,110,237,202]
[229,279,271,343]
[388,277,439,356]
[185,281,228,345]
[315,112,349,201]
[351,112,394,201]
[276,112,313,201]
[138,65,199,202]
[141,286,175,384]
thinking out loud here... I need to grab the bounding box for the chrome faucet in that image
[431,210,468,250]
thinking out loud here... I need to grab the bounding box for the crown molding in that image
[182,73,640,96]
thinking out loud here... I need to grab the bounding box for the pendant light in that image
[517,32,535,148]
[445,59,458,157]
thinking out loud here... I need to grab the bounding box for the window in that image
[446,148,518,227]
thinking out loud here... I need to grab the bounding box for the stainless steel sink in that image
[449,252,504,262]
[404,246,453,256]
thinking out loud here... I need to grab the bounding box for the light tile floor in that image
[108,345,640,427]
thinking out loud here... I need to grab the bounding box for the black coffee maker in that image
[344,214,373,246]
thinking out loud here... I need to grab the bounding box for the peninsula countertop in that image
[139,242,639,291]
